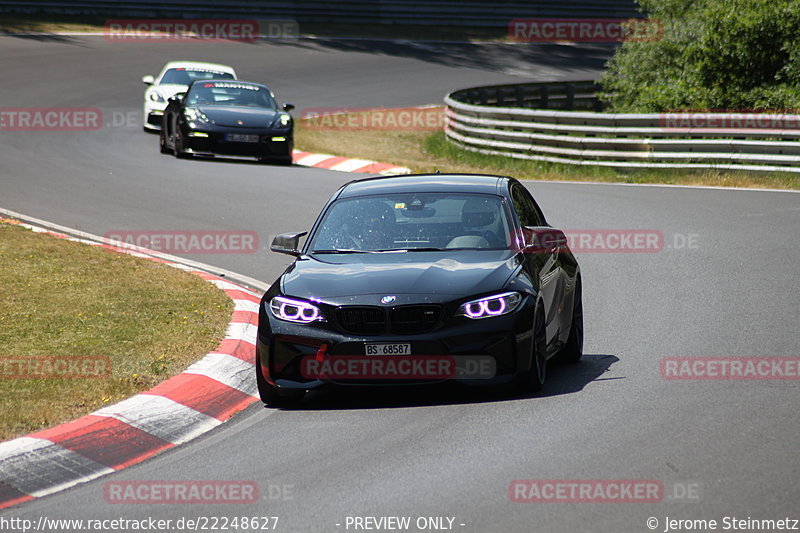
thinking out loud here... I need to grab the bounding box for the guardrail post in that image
[566,85,574,110]
[539,86,549,109]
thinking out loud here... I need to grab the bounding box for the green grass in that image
[0,219,233,440]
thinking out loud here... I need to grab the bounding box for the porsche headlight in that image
[184,108,209,124]
[148,91,166,103]
[269,296,323,324]
[457,292,522,319]
[274,113,292,128]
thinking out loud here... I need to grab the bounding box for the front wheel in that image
[173,130,190,159]
[514,302,547,394]
[556,277,583,364]
[159,128,170,154]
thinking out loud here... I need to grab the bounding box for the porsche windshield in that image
[310,193,512,253]
[186,83,278,109]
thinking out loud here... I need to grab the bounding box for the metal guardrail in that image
[445,82,800,173]
[0,0,641,26]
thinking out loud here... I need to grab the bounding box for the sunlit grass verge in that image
[0,219,233,441]
[295,108,800,190]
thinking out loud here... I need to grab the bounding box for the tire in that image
[557,277,583,364]
[173,130,189,159]
[514,302,547,393]
[159,128,170,154]
[255,358,304,407]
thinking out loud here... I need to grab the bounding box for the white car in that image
[142,61,237,131]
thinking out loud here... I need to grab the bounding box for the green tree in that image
[600,0,800,112]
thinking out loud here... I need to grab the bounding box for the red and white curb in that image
[0,222,263,510]
[292,149,411,175]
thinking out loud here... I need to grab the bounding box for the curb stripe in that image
[93,395,222,446]
[0,483,32,508]
[292,149,411,175]
[0,219,265,510]
[30,416,173,471]
[146,373,256,421]
[0,438,114,498]
[185,353,260,398]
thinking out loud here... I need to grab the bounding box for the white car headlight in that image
[457,292,522,319]
[269,296,323,323]
[148,91,166,103]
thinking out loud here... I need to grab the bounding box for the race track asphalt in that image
[1,35,798,532]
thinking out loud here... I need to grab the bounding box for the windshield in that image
[159,67,234,85]
[185,82,278,109]
[309,193,512,253]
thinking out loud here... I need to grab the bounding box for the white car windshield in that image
[160,67,234,85]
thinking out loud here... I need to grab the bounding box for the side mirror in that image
[271,232,307,256]
[142,75,155,85]
[282,103,295,112]
[522,227,568,253]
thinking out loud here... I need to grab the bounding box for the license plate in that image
[225,133,259,143]
[365,343,411,356]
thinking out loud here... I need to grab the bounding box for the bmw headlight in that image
[269,296,323,324]
[457,292,522,319]
[148,91,166,103]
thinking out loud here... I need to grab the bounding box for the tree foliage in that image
[600,0,800,112]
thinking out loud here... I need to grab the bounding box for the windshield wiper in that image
[375,247,448,252]
[311,249,377,254]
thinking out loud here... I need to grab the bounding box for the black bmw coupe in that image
[256,173,583,405]
[160,80,294,164]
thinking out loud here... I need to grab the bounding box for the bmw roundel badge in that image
[381,295,397,304]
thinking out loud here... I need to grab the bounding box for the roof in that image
[338,173,511,199]
[160,61,236,73]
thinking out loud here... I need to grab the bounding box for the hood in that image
[192,106,279,127]
[281,250,521,305]
[153,83,188,99]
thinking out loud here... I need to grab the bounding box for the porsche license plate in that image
[365,343,411,356]
[225,133,259,143]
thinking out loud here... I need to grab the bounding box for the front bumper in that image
[143,102,167,130]
[180,124,293,160]
[256,298,536,390]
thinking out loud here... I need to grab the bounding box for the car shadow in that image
[272,353,619,411]
[166,154,295,167]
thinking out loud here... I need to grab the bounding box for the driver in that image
[461,198,501,246]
